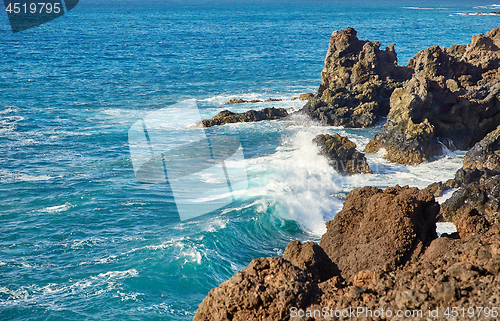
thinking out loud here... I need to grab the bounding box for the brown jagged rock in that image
[463,124,500,172]
[319,185,439,280]
[455,209,491,240]
[365,28,500,165]
[299,27,412,128]
[193,257,320,321]
[283,240,339,282]
[313,134,372,175]
[195,202,500,321]
[202,107,288,127]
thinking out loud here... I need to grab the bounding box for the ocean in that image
[0,0,498,320]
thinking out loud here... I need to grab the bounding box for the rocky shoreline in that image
[194,28,500,320]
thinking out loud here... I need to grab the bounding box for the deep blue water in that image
[0,0,498,320]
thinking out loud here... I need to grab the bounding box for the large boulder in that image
[365,28,500,165]
[313,134,372,175]
[319,185,439,280]
[299,27,411,128]
[193,257,319,321]
[202,107,288,127]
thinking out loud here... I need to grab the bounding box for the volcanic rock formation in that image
[365,28,500,164]
[313,134,372,175]
[300,27,412,128]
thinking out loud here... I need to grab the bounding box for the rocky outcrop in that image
[299,27,412,128]
[225,99,263,104]
[195,182,500,320]
[193,257,321,321]
[463,124,500,172]
[291,93,314,101]
[365,28,500,165]
[316,226,500,320]
[313,134,372,175]
[201,107,288,127]
[320,185,438,280]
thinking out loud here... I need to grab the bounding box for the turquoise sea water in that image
[0,1,499,320]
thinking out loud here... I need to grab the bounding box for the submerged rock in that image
[319,185,439,280]
[365,28,500,165]
[313,134,372,175]
[201,107,288,127]
[299,27,412,128]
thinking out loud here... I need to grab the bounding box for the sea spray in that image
[245,130,344,235]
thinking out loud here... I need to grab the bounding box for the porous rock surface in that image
[193,257,321,321]
[313,134,372,175]
[319,185,438,280]
[195,184,500,321]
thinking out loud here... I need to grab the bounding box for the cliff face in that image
[428,124,500,226]
[301,27,500,165]
[365,28,500,165]
[300,27,411,128]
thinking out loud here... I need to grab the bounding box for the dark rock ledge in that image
[202,107,288,127]
[225,98,284,104]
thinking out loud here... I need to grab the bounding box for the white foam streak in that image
[40,202,74,213]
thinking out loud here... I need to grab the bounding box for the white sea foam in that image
[436,188,457,204]
[0,269,139,308]
[436,222,458,236]
[180,249,203,265]
[40,202,74,213]
[245,130,344,236]
[0,170,55,182]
